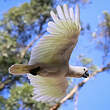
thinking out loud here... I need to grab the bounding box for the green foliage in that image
[0,32,19,74]
[102,11,110,36]
[79,55,98,72]
[80,57,93,65]
[0,83,50,110]
[0,0,52,46]
[79,55,93,65]
[89,65,98,72]
[4,0,51,24]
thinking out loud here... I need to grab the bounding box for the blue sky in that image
[0,0,110,110]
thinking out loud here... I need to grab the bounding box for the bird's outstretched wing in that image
[29,4,80,65]
[28,74,68,105]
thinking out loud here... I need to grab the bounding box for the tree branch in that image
[50,65,110,110]
[0,79,11,91]
[0,76,20,91]
[74,90,78,110]
[21,34,41,59]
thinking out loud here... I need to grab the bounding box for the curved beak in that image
[82,71,89,78]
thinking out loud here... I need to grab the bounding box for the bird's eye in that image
[84,68,86,71]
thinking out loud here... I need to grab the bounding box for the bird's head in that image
[69,65,89,78]
[81,67,89,78]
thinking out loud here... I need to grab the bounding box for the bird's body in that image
[9,4,89,105]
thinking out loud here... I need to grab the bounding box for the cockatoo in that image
[9,4,89,105]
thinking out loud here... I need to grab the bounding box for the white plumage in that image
[9,4,89,105]
[28,75,68,105]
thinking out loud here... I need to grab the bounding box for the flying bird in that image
[9,4,89,105]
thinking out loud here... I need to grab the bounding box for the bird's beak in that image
[82,71,89,78]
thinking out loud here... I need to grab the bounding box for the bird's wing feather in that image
[28,74,68,105]
[29,4,80,65]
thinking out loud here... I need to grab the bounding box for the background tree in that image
[0,0,110,110]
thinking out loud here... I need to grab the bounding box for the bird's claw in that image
[82,71,89,78]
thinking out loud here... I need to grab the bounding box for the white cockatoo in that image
[9,4,89,105]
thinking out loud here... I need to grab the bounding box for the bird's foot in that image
[82,71,89,78]
[29,67,41,76]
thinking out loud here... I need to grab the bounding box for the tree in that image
[0,0,110,110]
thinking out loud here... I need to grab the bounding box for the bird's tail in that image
[9,64,36,75]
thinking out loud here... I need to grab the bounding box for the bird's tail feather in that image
[9,64,36,75]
